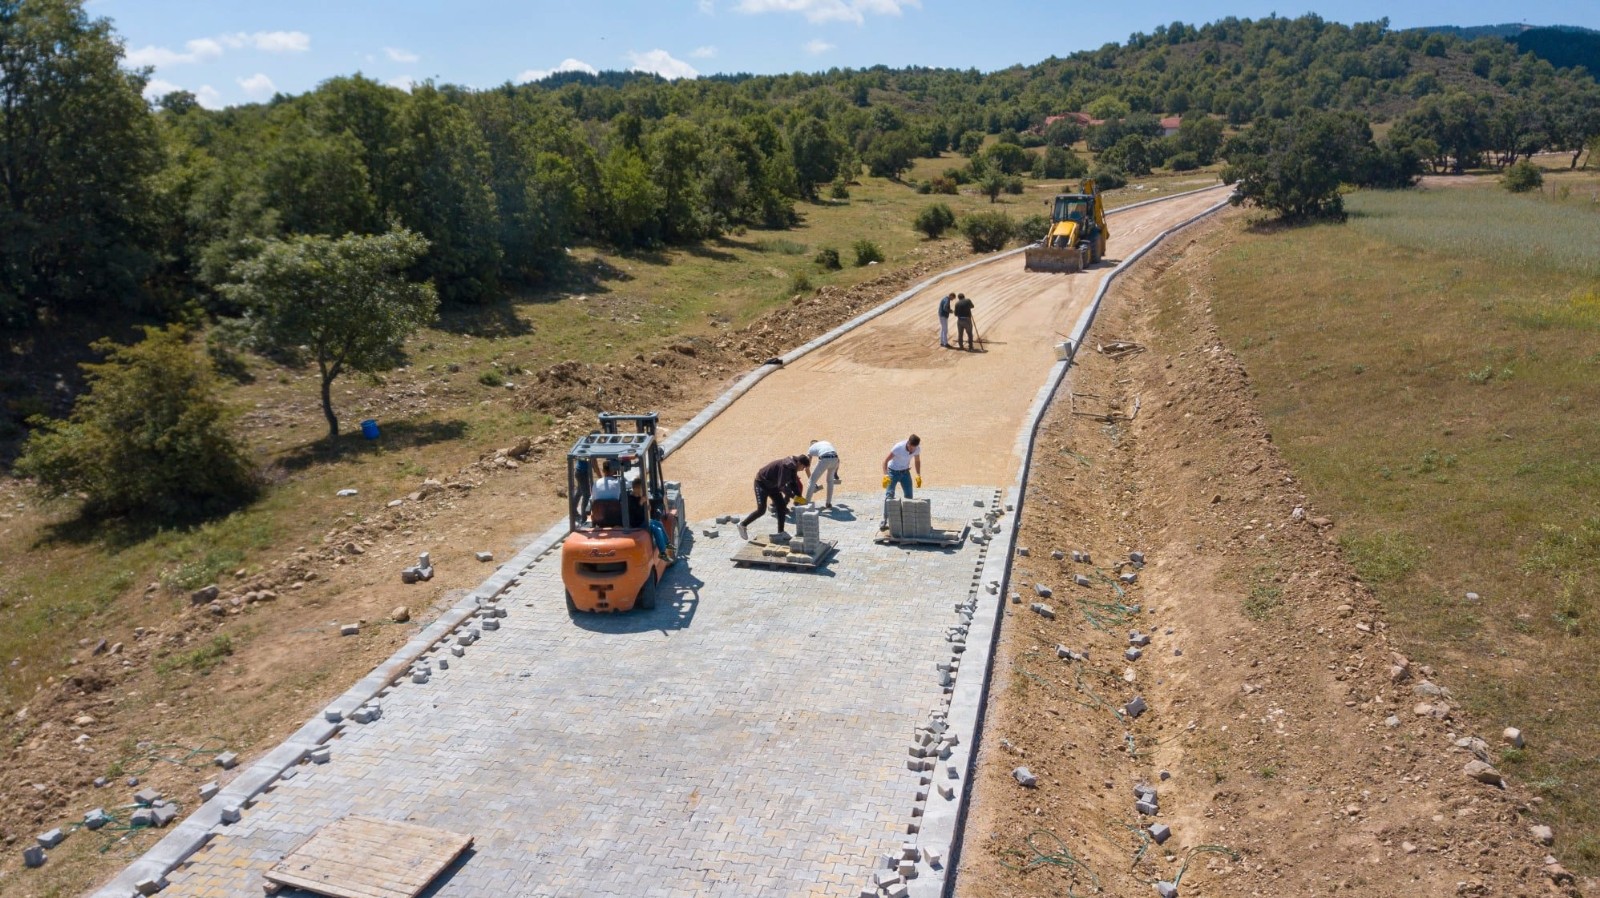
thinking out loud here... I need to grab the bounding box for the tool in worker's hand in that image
[882,475,891,488]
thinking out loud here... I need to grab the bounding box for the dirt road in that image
[666,187,1228,517]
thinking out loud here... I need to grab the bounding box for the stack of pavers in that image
[884,498,932,539]
[797,508,822,559]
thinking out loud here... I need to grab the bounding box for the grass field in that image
[0,158,1219,714]
[1206,167,1600,872]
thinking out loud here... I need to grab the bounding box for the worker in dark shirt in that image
[953,293,977,350]
[737,454,810,542]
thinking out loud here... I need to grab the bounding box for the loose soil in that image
[956,214,1591,897]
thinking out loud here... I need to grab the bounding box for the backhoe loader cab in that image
[1024,179,1109,273]
[560,413,686,614]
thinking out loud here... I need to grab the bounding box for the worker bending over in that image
[738,454,810,542]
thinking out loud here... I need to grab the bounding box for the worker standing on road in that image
[804,439,842,508]
[953,293,976,351]
[882,434,922,499]
[936,292,954,349]
[738,454,811,542]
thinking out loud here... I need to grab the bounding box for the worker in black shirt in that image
[953,293,977,350]
[737,454,810,542]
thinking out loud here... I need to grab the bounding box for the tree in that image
[790,117,845,200]
[221,230,438,442]
[17,326,256,520]
[1,0,161,328]
[981,142,1030,175]
[1222,109,1374,221]
[912,203,956,239]
[978,168,1007,203]
[864,131,920,180]
[1176,115,1226,164]
[261,124,377,237]
[390,86,502,304]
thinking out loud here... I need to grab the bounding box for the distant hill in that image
[1511,26,1600,73]
[1414,23,1599,74]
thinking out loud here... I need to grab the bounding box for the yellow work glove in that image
[792,495,807,505]
[915,476,923,488]
[881,474,891,488]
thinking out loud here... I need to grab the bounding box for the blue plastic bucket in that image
[360,419,380,440]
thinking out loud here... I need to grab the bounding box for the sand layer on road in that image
[666,188,1229,519]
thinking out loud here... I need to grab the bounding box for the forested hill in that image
[1417,24,1600,74]
[4,5,1600,346]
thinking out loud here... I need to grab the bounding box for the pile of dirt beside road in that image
[959,219,1586,897]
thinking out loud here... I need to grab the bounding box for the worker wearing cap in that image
[882,434,922,499]
[737,454,810,542]
[804,439,842,508]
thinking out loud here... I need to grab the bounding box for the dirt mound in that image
[959,220,1585,897]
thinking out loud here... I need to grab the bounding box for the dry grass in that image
[1206,169,1600,872]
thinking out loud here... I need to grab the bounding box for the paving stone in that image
[84,809,111,830]
[1124,696,1148,719]
[475,551,494,562]
[23,845,46,867]
[1503,727,1525,748]
[152,804,179,827]
[36,828,64,848]
[220,806,242,824]
[340,623,359,636]
[1130,551,1145,564]
[1125,647,1143,662]
[198,781,219,801]
[1136,798,1160,816]
[135,876,167,895]
[1013,767,1039,787]
[1149,823,1172,844]
[1034,583,1052,598]
[1030,602,1055,619]
[1156,881,1178,898]
[214,751,238,769]
[113,490,1002,898]
[1129,631,1151,647]
[130,808,156,828]
[134,788,162,806]
[1075,574,1092,587]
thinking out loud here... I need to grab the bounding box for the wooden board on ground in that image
[731,534,837,570]
[264,815,473,898]
[875,519,970,547]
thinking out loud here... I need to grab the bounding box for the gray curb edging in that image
[91,183,1228,898]
[907,192,1231,898]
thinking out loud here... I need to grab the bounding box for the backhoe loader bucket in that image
[1024,244,1086,273]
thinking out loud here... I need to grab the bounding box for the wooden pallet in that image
[874,519,970,547]
[264,815,473,898]
[731,535,837,570]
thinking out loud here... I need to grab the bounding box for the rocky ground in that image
[956,217,1591,897]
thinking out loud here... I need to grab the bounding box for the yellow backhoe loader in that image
[1024,179,1108,273]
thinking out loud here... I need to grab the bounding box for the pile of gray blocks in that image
[883,498,932,539]
[796,509,823,558]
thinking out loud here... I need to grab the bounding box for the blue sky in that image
[92,0,1598,108]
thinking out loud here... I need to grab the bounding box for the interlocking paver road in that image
[162,488,995,898]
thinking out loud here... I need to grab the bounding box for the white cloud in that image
[141,78,183,100]
[124,30,308,70]
[734,0,919,25]
[804,38,835,54]
[515,58,599,83]
[221,31,311,53]
[385,47,420,63]
[691,45,718,58]
[195,85,222,108]
[237,72,277,98]
[387,76,416,92]
[125,37,223,68]
[698,0,714,12]
[626,49,698,80]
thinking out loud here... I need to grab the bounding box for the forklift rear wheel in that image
[637,568,659,611]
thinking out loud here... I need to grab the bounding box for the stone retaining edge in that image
[91,182,1229,898]
[910,193,1231,898]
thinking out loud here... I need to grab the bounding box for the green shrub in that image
[914,180,933,195]
[1004,176,1025,195]
[478,369,505,387]
[788,270,813,294]
[813,247,842,270]
[1168,151,1201,171]
[913,203,957,239]
[852,239,885,266]
[829,179,851,199]
[17,326,257,521]
[942,167,972,186]
[1090,165,1128,189]
[1502,160,1543,193]
[958,211,1015,252]
[928,176,959,195]
[1016,214,1051,243]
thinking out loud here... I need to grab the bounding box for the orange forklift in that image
[560,413,686,613]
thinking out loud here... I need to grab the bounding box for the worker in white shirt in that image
[804,439,842,508]
[881,434,922,499]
